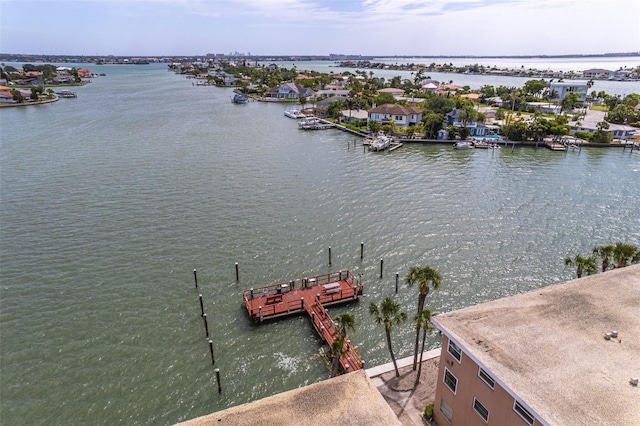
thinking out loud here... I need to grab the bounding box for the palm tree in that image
[564,255,597,278]
[329,335,345,378]
[612,242,639,268]
[334,313,356,339]
[592,244,615,272]
[405,266,442,370]
[369,297,407,377]
[414,309,434,386]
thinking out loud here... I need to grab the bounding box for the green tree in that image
[593,244,615,272]
[405,266,442,370]
[414,309,434,385]
[560,92,581,113]
[368,119,382,134]
[612,242,639,268]
[335,313,356,339]
[369,297,407,377]
[329,336,345,377]
[422,112,444,139]
[523,79,547,98]
[564,254,597,278]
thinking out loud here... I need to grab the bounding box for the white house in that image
[549,81,588,102]
[367,104,422,128]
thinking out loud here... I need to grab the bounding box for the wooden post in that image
[380,259,384,278]
[215,367,222,394]
[208,339,215,365]
[235,262,239,281]
[203,313,209,338]
[300,297,304,309]
[360,242,364,260]
[328,246,332,266]
[199,294,204,317]
[395,272,399,294]
[193,269,198,288]
[258,306,263,322]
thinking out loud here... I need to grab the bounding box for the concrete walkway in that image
[367,349,441,426]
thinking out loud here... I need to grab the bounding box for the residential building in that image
[431,265,640,426]
[377,87,405,98]
[445,108,488,136]
[268,82,315,99]
[367,104,422,128]
[549,81,588,102]
[582,68,612,79]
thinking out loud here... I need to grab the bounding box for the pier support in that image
[199,294,204,317]
[328,246,332,266]
[380,259,384,278]
[235,262,239,281]
[215,368,222,394]
[360,242,364,260]
[395,272,399,293]
[203,313,209,338]
[193,269,198,288]
[208,339,215,365]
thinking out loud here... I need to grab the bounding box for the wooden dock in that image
[243,270,364,372]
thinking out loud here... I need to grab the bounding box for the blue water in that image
[1,63,639,425]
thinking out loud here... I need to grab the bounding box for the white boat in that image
[453,141,472,149]
[369,132,392,152]
[284,109,306,119]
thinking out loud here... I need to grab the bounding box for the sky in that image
[1,0,639,57]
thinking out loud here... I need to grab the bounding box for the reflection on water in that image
[1,64,639,425]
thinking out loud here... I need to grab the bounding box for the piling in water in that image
[208,339,215,365]
[203,313,209,338]
[199,294,204,317]
[193,269,198,288]
[215,368,222,394]
[235,262,239,281]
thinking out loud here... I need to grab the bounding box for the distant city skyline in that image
[1,0,639,57]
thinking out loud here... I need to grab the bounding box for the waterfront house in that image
[268,82,315,100]
[549,81,588,102]
[445,108,489,136]
[431,265,640,426]
[377,87,405,98]
[367,104,422,128]
[582,68,612,79]
[207,69,237,86]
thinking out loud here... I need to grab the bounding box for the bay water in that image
[1,63,639,425]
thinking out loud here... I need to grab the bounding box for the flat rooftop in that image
[176,370,401,426]
[433,265,640,425]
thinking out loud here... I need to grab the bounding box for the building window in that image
[514,400,535,425]
[478,367,495,389]
[473,398,489,422]
[440,398,453,422]
[444,368,457,394]
[447,340,462,362]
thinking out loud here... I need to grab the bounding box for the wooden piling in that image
[235,262,239,281]
[215,368,222,394]
[395,272,399,293]
[199,294,204,317]
[203,313,209,338]
[193,269,198,288]
[380,259,384,278]
[208,339,215,365]
[360,242,364,260]
[328,246,332,266]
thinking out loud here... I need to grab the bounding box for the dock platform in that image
[243,270,364,372]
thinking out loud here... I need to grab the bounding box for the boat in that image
[368,131,392,152]
[453,141,472,149]
[284,109,306,119]
[298,116,333,130]
[232,93,248,104]
[55,90,77,98]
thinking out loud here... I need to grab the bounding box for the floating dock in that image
[242,270,364,372]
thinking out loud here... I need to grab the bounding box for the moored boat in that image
[368,131,392,151]
[453,141,472,149]
[232,93,248,104]
[284,109,306,119]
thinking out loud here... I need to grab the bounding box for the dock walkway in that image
[243,270,364,372]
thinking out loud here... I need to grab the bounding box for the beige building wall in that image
[433,335,542,426]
